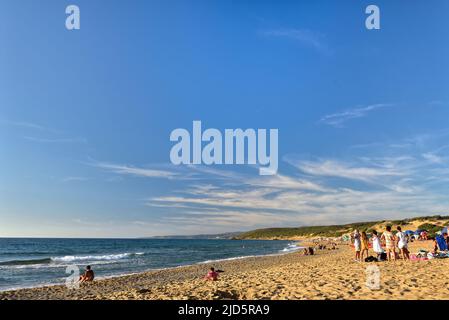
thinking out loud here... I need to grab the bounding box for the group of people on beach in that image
[352,226,410,262]
[352,225,449,262]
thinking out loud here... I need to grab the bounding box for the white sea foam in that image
[281,242,304,253]
[51,252,141,262]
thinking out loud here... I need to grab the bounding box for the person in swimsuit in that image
[433,238,439,254]
[79,265,94,282]
[381,226,396,261]
[360,231,369,261]
[205,267,219,281]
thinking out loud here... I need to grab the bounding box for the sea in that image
[0,238,300,291]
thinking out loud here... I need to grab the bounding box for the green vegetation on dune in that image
[416,223,442,238]
[235,221,379,239]
[235,215,449,239]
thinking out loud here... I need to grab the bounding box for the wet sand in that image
[1,240,447,300]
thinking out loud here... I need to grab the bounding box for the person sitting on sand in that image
[205,267,219,281]
[360,231,369,262]
[396,226,410,260]
[381,226,396,261]
[352,230,361,262]
[79,265,94,282]
[433,238,439,254]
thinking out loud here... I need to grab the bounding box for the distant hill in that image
[234,215,449,240]
[142,231,243,240]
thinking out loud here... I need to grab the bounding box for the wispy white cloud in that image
[422,152,444,164]
[284,157,406,183]
[1,118,87,144]
[94,162,179,179]
[91,130,449,234]
[319,103,393,128]
[62,176,90,182]
[23,136,87,144]
[0,119,61,133]
[261,28,330,54]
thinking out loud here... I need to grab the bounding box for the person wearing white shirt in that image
[371,230,384,260]
[396,226,410,260]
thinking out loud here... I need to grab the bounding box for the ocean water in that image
[0,238,299,291]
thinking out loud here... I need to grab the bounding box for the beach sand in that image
[1,240,448,300]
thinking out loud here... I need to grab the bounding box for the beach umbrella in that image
[404,230,414,235]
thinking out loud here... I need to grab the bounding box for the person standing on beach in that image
[352,230,361,262]
[360,231,369,262]
[381,226,396,261]
[396,226,410,260]
[371,230,384,260]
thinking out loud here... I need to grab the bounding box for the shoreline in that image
[0,244,321,300]
[3,240,444,300]
[0,241,305,294]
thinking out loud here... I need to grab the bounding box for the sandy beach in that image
[1,240,448,300]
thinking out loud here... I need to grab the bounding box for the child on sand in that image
[396,226,410,260]
[352,230,361,262]
[360,231,369,261]
[205,267,220,281]
[381,226,396,261]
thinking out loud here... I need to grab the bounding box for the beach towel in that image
[436,235,448,251]
[410,254,428,261]
[434,252,449,259]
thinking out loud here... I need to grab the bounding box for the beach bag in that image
[378,252,387,261]
[365,255,377,262]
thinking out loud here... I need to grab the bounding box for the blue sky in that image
[1,0,449,237]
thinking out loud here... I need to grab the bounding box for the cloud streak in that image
[261,28,330,54]
[94,162,179,179]
[319,104,393,127]
[23,136,87,144]
[92,130,449,234]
